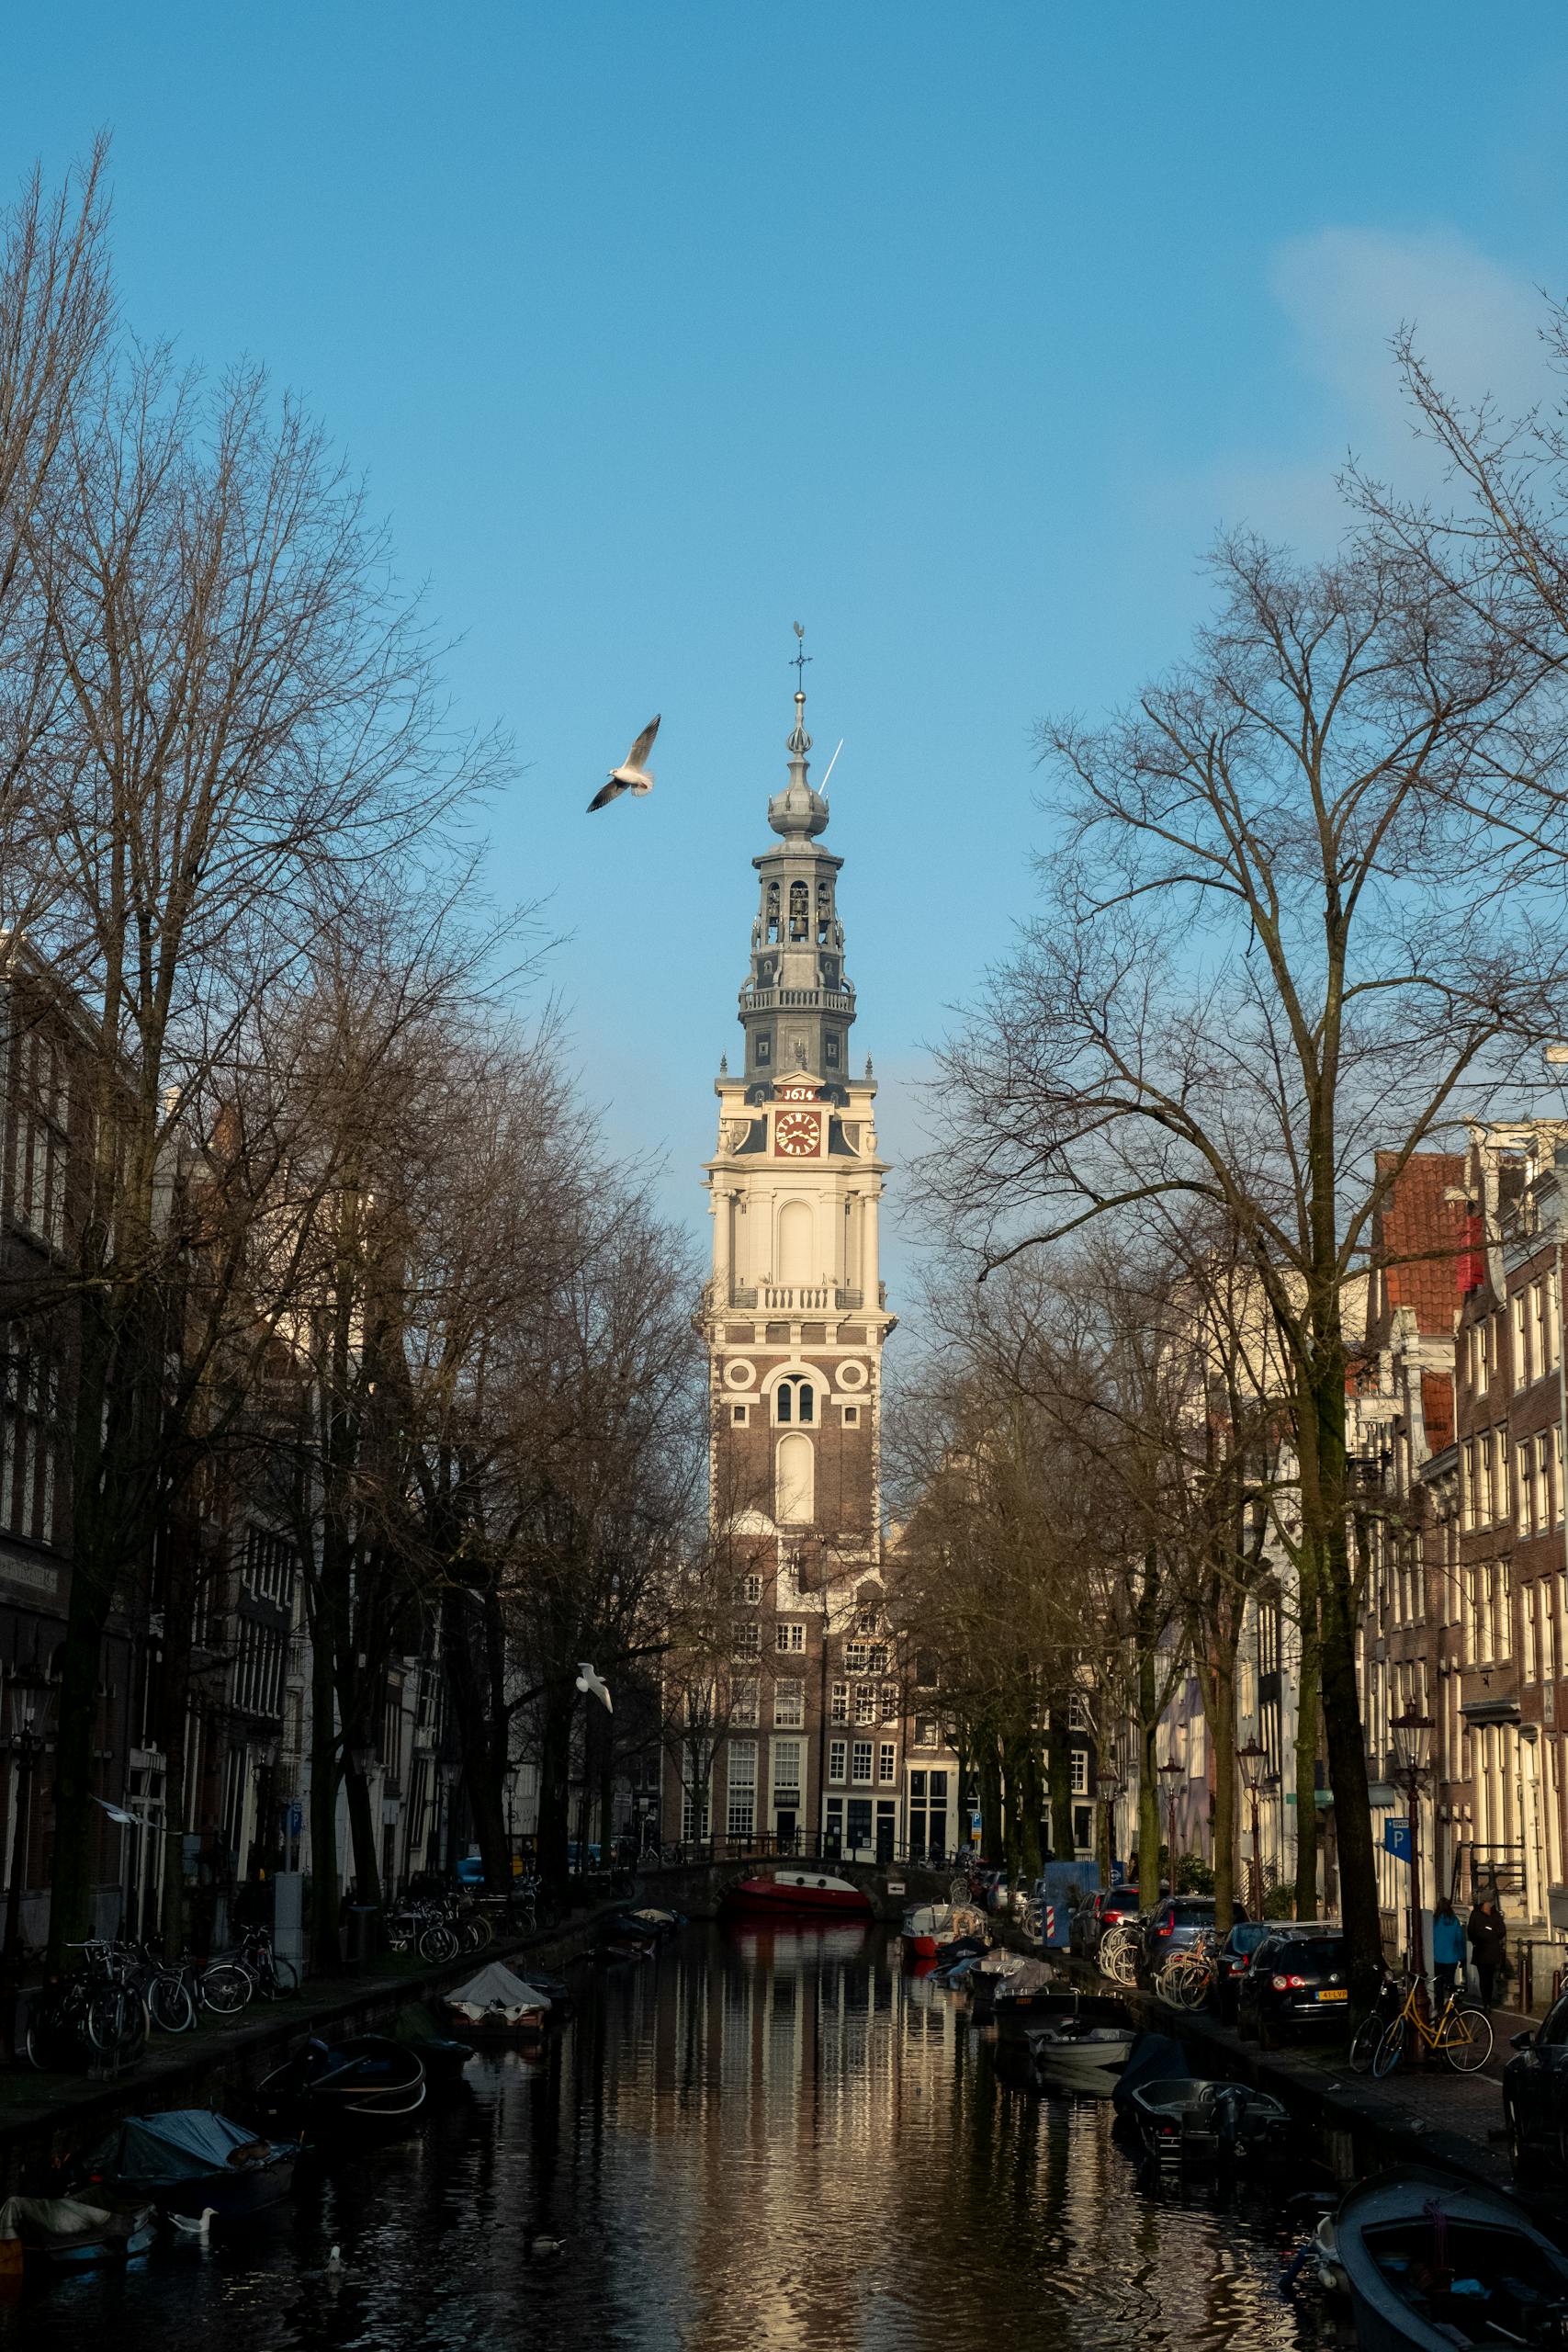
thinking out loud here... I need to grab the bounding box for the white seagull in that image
[575,1662,613,1713]
[587,715,660,813]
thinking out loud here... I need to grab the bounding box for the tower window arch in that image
[765,882,780,944]
[817,880,832,944]
[789,881,809,940]
[774,1376,815,1426]
[776,1430,814,1524]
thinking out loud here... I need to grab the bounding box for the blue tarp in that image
[86,2109,261,2182]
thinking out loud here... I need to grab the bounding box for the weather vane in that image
[791,620,811,689]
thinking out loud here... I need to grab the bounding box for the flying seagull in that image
[575,1662,613,1713]
[588,716,660,812]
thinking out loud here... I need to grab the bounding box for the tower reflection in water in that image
[0,1925,1309,2352]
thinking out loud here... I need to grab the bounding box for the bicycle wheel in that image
[457,1917,486,1955]
[267,1954,299,1996]
[1371,2016,1406,2078]
[200,1962,253,2016]
[148,1973,196,2034]
[948,1875,969,1903]
[418,1922,459,1963]
[87,1984,146,2062]
[1177,1967,1213,2011]
[467,1913,494,1951]
[1349,2013,1384,2074]
[1443,2006,1495,2074]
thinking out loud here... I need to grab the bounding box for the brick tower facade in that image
[671,674,912,1860]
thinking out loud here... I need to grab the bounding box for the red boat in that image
[724,1870,872,1917]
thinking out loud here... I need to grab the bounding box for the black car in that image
[1142,1896,1246,1979]
[1503,1990,1568,2178]
[1070,1884,1141,1961]
[1235,1928,1349,2046]
[1213,1921,1274,2022]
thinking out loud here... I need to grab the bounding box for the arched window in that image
[774,1376,815,1426]
[817,880,832,944]
[776,1431,814,1525]
[765,882,780,944]
[789,881,809,939]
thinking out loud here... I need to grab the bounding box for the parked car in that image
[1213,1921,1274,2021]
[1142,1896,1247,1979]
[1503,1991,1568,2178]
[1071,1885,1141,1961]
[1235,1927,1349,2047]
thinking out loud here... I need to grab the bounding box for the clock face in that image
[774,1109,821,1158]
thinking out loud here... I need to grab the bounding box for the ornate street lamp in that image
[1237,1736,1267,1918]
[1158,1756,1183,1894]
[2,1674,50,1968]
[1391,1702,1435,1991]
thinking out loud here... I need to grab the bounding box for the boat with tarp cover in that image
[442,1962,553,2037]
[80,2109,296,2223]
[1332,2168,1568,2352]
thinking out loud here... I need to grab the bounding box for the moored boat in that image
[901,1903,988,1960]
[80,2109,298,2223]
[1334,2169,1568,2352]
[1024,2019,1135,2091]
[443,1962,553,2038]
[0,2197,155,2280]
[724,1871,873,1917]
[1126,2075,1292,2167]
[255,2035,426,2131]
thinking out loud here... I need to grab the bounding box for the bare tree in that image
[920,531,1568,1978]
[13,341,505,1957]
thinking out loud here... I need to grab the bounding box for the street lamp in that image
[2,1713,44,1965]
[1095,1766,1120,1882]
[1158,1756,1183,1894]
[1237,1737,1268,1918]
[1391,1702,1435,1990]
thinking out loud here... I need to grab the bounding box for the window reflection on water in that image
[2,1925,1313,2352]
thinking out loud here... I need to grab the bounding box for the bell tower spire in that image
[736,635,853,1101]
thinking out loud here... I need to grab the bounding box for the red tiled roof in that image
[1372,1150,1469,1336]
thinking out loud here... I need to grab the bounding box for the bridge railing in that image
[634,1831,961,1873]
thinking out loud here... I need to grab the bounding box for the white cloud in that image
[1268,225,1546,458]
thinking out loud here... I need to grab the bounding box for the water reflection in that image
[1,1924,1314,2352]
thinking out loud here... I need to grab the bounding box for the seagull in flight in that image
[576,1662,614,1713]
[588,716,660,813]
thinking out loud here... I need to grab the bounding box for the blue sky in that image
[9,6,1568,1299]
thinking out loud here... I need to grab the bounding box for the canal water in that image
[2,1923,1318,2352]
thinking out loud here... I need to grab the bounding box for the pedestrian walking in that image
[1432,1895,1464,2007]
[1467,1890,1508,2009]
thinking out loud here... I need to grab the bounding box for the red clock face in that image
[774,1109,821,1158]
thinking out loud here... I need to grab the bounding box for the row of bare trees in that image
[0,147,708,1966]
[909,284,1568,1984]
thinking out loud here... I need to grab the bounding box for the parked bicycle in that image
[236,1926,300,1998]
[1099,1920,1143,1990]
[24,1941,147,2072]
[1156,1928,1218,2011]
[1371,1973,1494,2076]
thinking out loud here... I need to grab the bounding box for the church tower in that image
[691,667,900,1860]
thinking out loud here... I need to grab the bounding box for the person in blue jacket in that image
[1432,1895,1466,2006]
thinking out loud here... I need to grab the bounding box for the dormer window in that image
[774,1376,815,1426]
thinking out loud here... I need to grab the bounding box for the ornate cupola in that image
[738,675,855,1103]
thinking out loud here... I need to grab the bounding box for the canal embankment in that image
[0,1905,616,2193]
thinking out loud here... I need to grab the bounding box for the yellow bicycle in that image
[1371,1974,1494,2076]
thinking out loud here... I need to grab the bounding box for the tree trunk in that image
[308,1612,341,1974]
[1137,1646,1162,1897]
[344,1759,382,1912]
[1293,1556,1321,1924]
[48,1592,111,1962]
[1045,1713,1074,1863]
[1210,1648,1236,1934]
[977,1734,1003,1860]
[536,1692,572,1887]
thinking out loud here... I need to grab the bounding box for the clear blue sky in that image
[9,6,1568,1296]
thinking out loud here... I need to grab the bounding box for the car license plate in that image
[1317,1988,1348,2002]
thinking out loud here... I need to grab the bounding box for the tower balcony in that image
[727,1284,864,1311]
[739,987,855,1014]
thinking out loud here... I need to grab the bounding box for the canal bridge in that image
[634,1846,955,1921]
